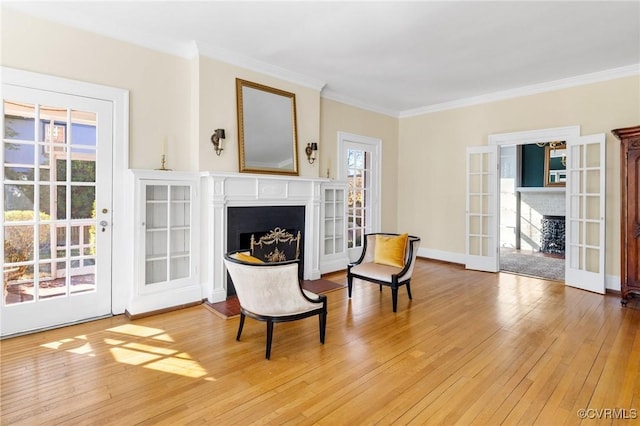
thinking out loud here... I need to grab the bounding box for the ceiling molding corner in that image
[320,89,399,118]
[184,40,200,60]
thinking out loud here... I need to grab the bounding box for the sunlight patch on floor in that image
[39,323,212,380]
[106,324,167,338]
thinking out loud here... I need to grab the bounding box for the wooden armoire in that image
[612,125,640,305]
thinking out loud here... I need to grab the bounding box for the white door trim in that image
[2,67,130,314]
[488,126,581,147]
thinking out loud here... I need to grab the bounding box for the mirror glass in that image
[544,143,566,187]
[236,79,298,175]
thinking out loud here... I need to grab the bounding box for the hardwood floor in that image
[2,258,639,425]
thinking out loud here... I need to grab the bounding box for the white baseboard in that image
[417,247,465,265]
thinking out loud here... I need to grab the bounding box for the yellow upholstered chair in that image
[347,233,421,312]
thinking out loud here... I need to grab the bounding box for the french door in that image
[1,84,113,336]
[465,146,499,272]
[338,132,381,262]
[468,129,606,293]
[565,133,606,294]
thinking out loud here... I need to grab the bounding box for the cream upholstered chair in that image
[347,233,421,312]
[223,251,327,359]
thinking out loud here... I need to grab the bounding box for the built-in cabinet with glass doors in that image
[320,181,349,273]
[129,170,200,315]
[143,183,192,285]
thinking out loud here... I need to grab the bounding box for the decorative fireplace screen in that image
[250,227,301,263]
[540,215,565,255]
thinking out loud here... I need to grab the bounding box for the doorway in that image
[498,144,565,281]
[468,126,606,294]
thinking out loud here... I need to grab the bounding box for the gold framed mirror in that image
[543,143,567,187]
[236,79,299,175]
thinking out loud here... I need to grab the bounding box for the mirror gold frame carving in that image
[236,79,299,175]
[543,143,567,187]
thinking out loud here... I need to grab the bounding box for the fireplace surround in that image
[227,205,306,295]
[201,172,327,304]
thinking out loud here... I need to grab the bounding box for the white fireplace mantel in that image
[200,172,330,303]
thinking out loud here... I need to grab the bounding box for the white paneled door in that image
[2,84,113,336]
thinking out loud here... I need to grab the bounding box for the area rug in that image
[500,250,564,281]
[204,278,346,319]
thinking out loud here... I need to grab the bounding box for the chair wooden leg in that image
[265,320,274,360]
[319,311,327,344]
[236,313,245,341]
[379,284,382,292]
[347,272,353,298]
[392,288,398,312]
[406,280,412,300]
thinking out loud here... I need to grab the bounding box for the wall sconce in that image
[305,142,318,164]
[211,129,225,156]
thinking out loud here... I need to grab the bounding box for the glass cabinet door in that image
[324,189,336,255]
[144,183,191,285]
[323,186,346,256]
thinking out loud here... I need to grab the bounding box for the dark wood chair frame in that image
[347,233,421,312]
[224,251,327,359]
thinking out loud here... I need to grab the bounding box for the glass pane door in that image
[2,85,113,336]
[466,145,499,272]
[347,148,370,252]
[338,132,381,262]
[565,133,605,294]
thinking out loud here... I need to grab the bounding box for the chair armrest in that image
[301,290,327,305]
[395,236,421,279]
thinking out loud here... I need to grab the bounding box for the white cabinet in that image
[320,181,349,274]
[143,183,193,285]
[128,170,201,315]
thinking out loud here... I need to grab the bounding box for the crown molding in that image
[196,42,326,92]
[321,89,399,118]
[399,64,640,118]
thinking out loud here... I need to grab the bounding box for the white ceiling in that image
[5,1,640,116]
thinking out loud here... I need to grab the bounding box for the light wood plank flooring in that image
[2,259,639,425]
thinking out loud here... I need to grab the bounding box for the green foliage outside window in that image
[3,210,52,280]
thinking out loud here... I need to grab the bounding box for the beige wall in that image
[1,8,322,176]
[398,75,640,277]
[197,57,321,176]
[2,8,194,171]
[320,99,400,232]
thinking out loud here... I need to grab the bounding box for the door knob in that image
[100,220,108,232]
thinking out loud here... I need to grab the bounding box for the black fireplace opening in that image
[226,205,305,296]
[540,215,565,256]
